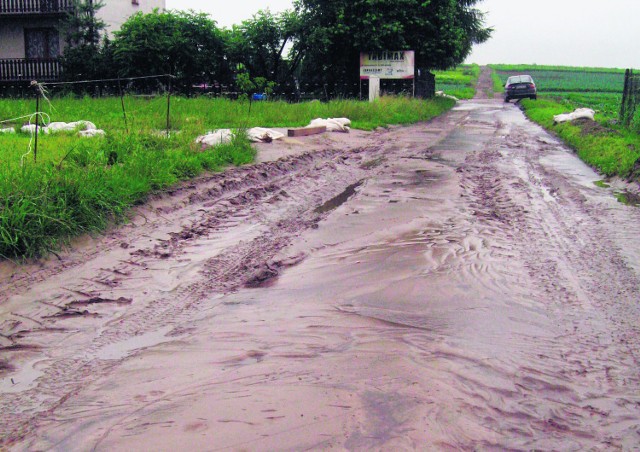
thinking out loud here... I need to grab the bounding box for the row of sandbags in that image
[1,120,105,137]
[196,118,351,148]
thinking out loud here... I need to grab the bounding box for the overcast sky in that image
[165,0,640,69]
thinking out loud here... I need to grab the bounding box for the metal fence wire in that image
[0,77,422,101]
[620,69,640,128]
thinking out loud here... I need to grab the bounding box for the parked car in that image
[504,75,537,102]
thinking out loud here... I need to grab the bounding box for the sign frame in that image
[359,51,415,80]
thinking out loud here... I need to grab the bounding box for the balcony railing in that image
[0,0,75,15]
[0,58,61,82]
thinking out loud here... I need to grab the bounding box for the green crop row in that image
[434,64,481,99]
[493,69,624,93]
[490,64,626,74]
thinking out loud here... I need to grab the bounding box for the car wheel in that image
[532,95,537,100]
[504,97,510,103]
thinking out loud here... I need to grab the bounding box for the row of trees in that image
[61,0,492,95]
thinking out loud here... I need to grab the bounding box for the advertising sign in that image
[359,51,415,80]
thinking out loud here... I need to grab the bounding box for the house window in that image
[24,28,60,59]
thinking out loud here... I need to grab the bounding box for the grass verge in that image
[0,95,455,259]
[519,98,640,179]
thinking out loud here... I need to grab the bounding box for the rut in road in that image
[3,80,640,450]
[0,117,457,444]
[447,107,640,448]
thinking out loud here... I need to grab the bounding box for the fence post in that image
[166,75,172,138]
[32,80,40,163]
[631,70,639,128]
[117,76,129,133]
[620,69,629,125]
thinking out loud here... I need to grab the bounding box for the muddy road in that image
[2,77,640,450]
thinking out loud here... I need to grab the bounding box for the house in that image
[0,0,165,83]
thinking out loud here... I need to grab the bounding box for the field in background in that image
[490,64,640,179]
[434,64,481,99]
[0,96,455,259]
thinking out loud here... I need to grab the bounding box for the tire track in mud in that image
[0,111,462,446]
[0,143,392,445]
[454,115,640,449]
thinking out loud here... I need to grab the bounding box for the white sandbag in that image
[436,90,459,101]
[0,127,15,134]
[21,124,49,134]
[307,117,351,132]
[196,129,234,148]
[47,122,77,133]
[68,120,97,131]
[247,127,285,142]
[554,108,595,124]
[41,120,98,134]
[330,118,351,127]
[78,129,106,138]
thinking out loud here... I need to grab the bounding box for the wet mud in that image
[2,68,640,450]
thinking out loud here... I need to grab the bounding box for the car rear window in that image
[507,75,533,84]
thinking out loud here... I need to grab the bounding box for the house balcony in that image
[0,58,61,82]
[0,0,75,15]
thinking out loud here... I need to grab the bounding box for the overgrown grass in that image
[0,95,455,259]
[492,71,505,94]
[434,64,480,99]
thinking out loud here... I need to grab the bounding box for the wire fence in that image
[619,69,640,128]
[0,75,176,164]
[0,77,419,101]
[0,74,428,166]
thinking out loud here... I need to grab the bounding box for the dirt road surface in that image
[2,69,640,450]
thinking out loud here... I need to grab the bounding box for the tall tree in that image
[224,10,302,86]
[112,10,226,90]
[293,0,492,86]
[59,0,110,81]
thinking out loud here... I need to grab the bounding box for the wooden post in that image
[632,70,639,126]
[33,82,40,163]
[620,69,631,126]
[118,77,129,133]
[166,75,172,138]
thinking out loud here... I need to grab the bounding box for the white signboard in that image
[360,51,415,80]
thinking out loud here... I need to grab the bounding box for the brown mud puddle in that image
[314,179,364,213]
[3,68,640,450]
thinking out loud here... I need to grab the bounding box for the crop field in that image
[491,64,625,120]
[434,64,481,99]
[0,95,454,259]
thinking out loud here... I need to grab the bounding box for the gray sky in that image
[165,0,640,69]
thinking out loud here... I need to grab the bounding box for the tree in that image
[292,0,492,86]
[59,0,110,81]
[224,10,302,87]
[112,10,226,90]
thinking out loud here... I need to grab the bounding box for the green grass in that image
[593,180,610,188]
[491,71,505,94]
[434,64,481,99]
[519,97,640,177]
[0,95,455,259]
